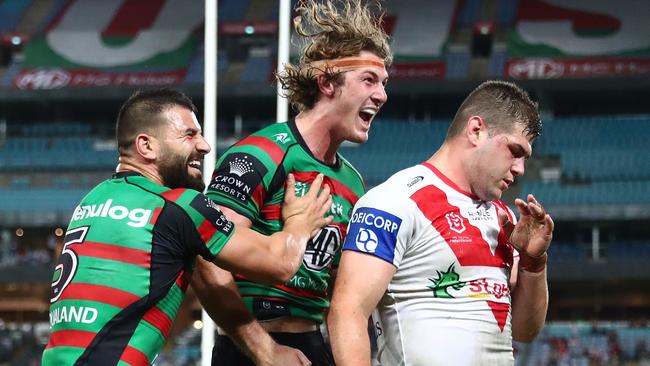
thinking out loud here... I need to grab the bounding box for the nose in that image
[196,134,211,154]
[372,84,388,105]
[511,158,525,177]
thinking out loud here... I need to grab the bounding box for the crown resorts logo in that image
[228,156,254,177]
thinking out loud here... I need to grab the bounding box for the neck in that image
[426,142,472,193]
[294,108,342,164]
[115,156,164,186]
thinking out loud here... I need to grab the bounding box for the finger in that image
[528,201,545,218]
[544,214,555,235]
[313,215,334,236]
[527,193,538,205]
[297,351,311,366]
[498,211,515,239]
[514,198,531,216]
[317,183,331,203]
[318,195,333,217]
[496,206,509,226]
[307,174,324,198]
[285,173,296,202]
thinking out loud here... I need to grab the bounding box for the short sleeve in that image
[184,192,236,260]
[206,148,273,221]
[342,187,413,268]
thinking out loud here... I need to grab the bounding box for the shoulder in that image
[161,188,235,233]
[362,165,431,203]
[215,123,295,179]
[229,123,294,163]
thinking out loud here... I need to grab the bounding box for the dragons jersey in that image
[43,172,235,366]
[206,120,364,323]
[343,163,518,366]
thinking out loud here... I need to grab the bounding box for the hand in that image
[282,173,333,236]
[255,343,312,366]
[498,194,554,259]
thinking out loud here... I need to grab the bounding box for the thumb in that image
[497,206,515,239]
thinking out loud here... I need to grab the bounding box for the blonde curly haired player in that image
[192,1,394,366]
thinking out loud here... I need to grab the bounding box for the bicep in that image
[332,250,396,318]
[219,205,252,227]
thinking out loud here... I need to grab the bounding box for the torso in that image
[207,121,365,325]
[343,163,517,365]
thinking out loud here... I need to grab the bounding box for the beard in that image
[157,148,205,192]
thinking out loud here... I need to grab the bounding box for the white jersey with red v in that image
[343,162,518,366]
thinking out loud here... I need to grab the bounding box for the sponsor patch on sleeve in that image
[207,153,268,206]
[343,207,402,263]
[189,194,234,236]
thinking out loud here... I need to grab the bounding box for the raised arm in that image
[500,194,554,342]
[328,251,396,366]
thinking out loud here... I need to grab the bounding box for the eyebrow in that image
[184,127,201,135]
[362,70,389,84]
[510,143,531,159]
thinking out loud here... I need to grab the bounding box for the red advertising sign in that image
[506,58,650,79]
[220,21,278,35]
[390,62,446,79]
[14,69,187,90]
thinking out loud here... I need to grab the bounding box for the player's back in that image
[43,173,194,365]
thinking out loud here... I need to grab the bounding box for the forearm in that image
[265,221,311,281]
[511,267,548,342]
[192,260,275,361]
[329,311,373,366]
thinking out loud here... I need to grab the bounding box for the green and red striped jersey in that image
[206,120,365,323]
[43,172,234,366]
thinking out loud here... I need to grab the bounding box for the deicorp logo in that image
[344,207,402,262]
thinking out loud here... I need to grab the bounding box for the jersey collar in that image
[288,119,342,169]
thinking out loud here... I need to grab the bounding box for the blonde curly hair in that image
[277,0,392,112]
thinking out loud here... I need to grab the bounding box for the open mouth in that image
[359,107,377,123]
[188,159,202,172]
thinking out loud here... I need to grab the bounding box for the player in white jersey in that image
[329,80,554,366]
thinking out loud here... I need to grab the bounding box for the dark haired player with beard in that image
[42,89,332,366]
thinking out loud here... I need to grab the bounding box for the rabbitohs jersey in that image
[42,172,235,366]
[343,163,518,366]
[207,120,364,323]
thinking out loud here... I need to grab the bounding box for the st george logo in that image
[355,228,378,253]
[445,212,466,234]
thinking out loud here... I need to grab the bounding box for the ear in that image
[465,116,486,146]
[134,133,157,160]
[316,74,336,98]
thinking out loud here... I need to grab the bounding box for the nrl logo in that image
[445,212,466,234]
[228,156,254,177]
[273,132,290,144]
